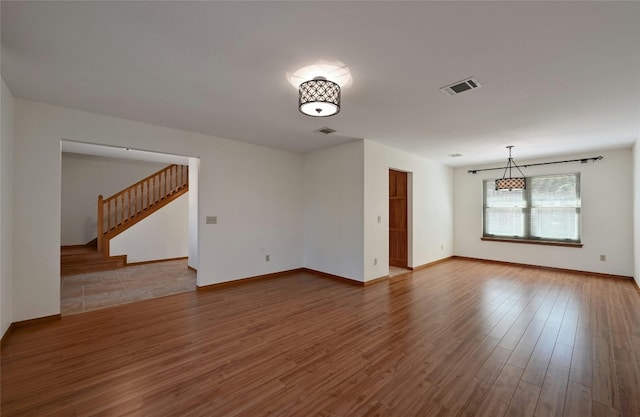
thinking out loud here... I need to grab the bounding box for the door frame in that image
[388,168,413,269]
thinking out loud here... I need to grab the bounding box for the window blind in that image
[483,173,580,243]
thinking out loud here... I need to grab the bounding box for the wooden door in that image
[389,170,408,268]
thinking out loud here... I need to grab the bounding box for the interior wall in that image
[454,148,634,276]
[363,140,454,281]
[12,98,304,322]
[633,141,640,287]
[303,141,365,281]
[61,152,167,245]
[188,157,199,270]
[110,193,189,263]
[1,77,14,337]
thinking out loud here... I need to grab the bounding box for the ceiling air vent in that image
[314,127,336,135]
[440,77,481,96]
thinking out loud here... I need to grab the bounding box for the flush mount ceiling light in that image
[287,60,352,118]
[496,146,526,191]
[298,77,340,117]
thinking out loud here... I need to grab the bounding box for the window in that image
[483,173,581,243]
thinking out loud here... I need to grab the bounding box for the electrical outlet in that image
[441,244,444,250]
[266,254,270,262]
[374,258,377,266]
[600,255,606,262]
[206,216,217,225]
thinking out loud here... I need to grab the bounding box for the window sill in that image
[481,237,583,248]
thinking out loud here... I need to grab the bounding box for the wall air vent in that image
[314,127,336,135]
[440,77,482,96]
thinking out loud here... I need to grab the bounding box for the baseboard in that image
[452,256,634,280]
[2,314,62,348]
[197,268,304,291]
[411,256,454,272]
[301,268,367,286]
[364,275,389,286]
[126,256,188,266]
[194,260,469,292]
[188,266,197,273]
[13,314,62,328]
[197,267,383,290]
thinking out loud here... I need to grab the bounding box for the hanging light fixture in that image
[495,146,526,191]
[298,76,341,117]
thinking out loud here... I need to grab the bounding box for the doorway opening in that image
[59,140,200,315]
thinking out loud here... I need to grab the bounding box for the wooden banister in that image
[97,164,189,250]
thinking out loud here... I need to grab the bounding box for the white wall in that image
[303,141,365,281]
[110,193,189,263]
[454,148,634,276]
[302,139,454,283]
[364,140,454,281]
[12,99,304,322]
[188,157,199,270]
[633,141,640,287]
[61,153,167,245]
[1,77,14,337]
[11,96,635,326]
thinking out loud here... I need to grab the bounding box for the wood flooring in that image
[2,258,639,416]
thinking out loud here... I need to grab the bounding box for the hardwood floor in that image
[2,259,639,416]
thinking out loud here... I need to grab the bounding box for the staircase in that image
[61,240,127,276]
[61,164,189,276]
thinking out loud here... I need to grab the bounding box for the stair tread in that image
[61,256,126,276]
[60,243,126,275]
[61,247,98,255]
[61,250,101,256]
[61,254,100,261]
[61,253,124,263]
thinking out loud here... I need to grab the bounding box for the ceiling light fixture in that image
[495,146,526,191]
[299,76,341,117]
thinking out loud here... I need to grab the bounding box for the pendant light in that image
[495,146,526,191]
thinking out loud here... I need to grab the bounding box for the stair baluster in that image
[95,164,189,261]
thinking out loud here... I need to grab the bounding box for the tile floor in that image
[61,259,196,316]
[389,266,412,277]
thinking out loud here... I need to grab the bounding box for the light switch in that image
[206,216,217,224]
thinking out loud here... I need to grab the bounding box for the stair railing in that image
[97,164,188,251]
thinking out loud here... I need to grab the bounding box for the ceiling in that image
[61,140,191,165]
[2,1,639,167]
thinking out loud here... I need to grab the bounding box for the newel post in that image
[97,195,104,251]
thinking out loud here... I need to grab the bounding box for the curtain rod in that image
[467,155,603,174]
